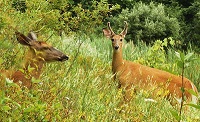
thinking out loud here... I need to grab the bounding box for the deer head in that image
[15,31,69,62]
[103,21,128,51]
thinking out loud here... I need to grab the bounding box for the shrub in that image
[108,2,181,44]
[180,2,200,51]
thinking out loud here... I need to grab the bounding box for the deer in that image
[0,31,69,89]
[102,21,198,106]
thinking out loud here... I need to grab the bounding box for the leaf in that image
[185,62,190,67]
[188,58,199,62]
[5,78,19,88]
[31,77,41,83]
[177,61,183,68]
[170,110,181,121]
[162,39,168,47]
[184,52,193,61]
[185,104,200,110]
[180,87,185,92]
[5,78,13,84]
[175,51,180,59]
[180,52,185,62]
[24,107,34,113]
[28,65,35,72]
[2,105,11,111]
[3,97,12,102]
[0,58,3,64]
[187,89,198,97]
[18,69,25,73]
[13,101,21,108]
[169,38,175,46]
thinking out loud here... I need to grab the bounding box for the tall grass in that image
[0,34,199,121]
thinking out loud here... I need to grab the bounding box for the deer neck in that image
[23,49,45,79]
[112,49,124,73]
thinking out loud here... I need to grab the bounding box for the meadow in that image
[0,33,199,121]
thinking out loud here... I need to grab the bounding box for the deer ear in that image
[103,28,112,38]
[27,32,37,41]
[15,31,33,46]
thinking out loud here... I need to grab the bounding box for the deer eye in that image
[111,39,114,42]
[42,47,51,50]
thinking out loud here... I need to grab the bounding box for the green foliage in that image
[175,52,197,68]
[47,0,120,36]
[170,109,181,121]
[107,0,136,14]
[109,2,180,43]
[0,35,200,121]
[0,0,118,69]
[181,2,200,51]
[12,0,27,13]
[107,0,200,51]
[135,38,175,71]
[186,104,200,110]
[0,0,118,39]
[174,51,200,121]
[0,0,200,121]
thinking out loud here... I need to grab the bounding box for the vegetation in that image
[108,0,200,51]
[0,0,200,121]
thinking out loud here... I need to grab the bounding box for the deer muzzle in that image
[59,55,69,61]
[114,46,119,50]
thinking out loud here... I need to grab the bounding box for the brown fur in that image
[103,22,198,105]
[0,31,69,89]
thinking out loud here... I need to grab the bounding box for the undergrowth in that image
[0,34,200,121]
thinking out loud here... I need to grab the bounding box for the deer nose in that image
[63,55,69,60]
[59,55,69,61]
[114,46,119,50]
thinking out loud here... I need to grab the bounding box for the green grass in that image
[0,34,200,121]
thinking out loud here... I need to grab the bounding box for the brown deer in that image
[0,31,69,89]
[103,21,198,105]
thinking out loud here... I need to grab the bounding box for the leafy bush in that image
[0,0,119,68]
[180,2,200,51]
[47,0,120,36]
[107,0,200,51]
[135,38,175,70]
[0,0,119,38]
[108,2,180,44]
